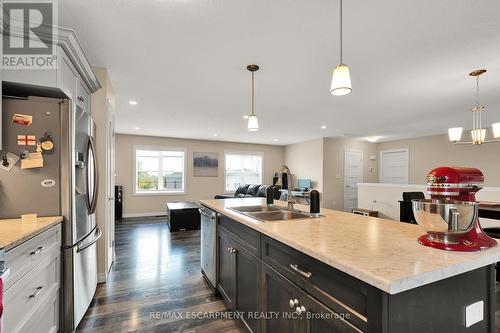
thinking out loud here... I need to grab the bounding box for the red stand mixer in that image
[412,166,497,251]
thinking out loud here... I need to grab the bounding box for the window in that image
[225,152,263,192]
[135,147,185,194]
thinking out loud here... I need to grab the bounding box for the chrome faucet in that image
[280,165,296,211]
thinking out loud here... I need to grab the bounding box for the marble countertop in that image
[200,198,500,294]
[0,216,63,251]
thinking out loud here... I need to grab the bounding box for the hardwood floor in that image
[76,217,242,333]
[77,217,500,332]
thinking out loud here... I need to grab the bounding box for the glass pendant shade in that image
[471,129,486,144]
[330,64,352,96]
[448,127,463,142]
[247,114,259,131]
[492,123,500,138]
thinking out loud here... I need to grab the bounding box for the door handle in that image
[29,246,44,255]
[77,227,102,253]
[87,136,99,214]
[29,286,43,299]
[290,264,312,278]
[199,209,215,220]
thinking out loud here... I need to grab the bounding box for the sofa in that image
[214,184,281,200]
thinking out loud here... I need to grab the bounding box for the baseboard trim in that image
[122,211,167,218]
[97,273,107,283]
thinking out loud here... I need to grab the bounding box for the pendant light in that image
[330,0,352,96]
[247,64,259,131]
[448,69,500,145]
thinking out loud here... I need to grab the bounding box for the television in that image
[297,179,311,190]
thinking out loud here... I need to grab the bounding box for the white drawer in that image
[4,224,61,291]
[18,287,59,333]
[3,251,60,333]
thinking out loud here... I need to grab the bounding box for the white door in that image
[106,102,116,268]
[380,149,409,184]
[344,149,363,212]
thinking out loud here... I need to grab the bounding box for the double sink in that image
[228,205,312,221]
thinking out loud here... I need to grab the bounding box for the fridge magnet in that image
[17,135,37,146]
[20,145,44,169]
[41,179,56,188]
[39,132,54,151]
[0,153,20,172]
[19,149,30,160]
[12,113,33,126]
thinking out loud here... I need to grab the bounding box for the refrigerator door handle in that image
[87,135,99,214]
[76,227,102,253]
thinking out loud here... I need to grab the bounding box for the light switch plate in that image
[465,300,484,328]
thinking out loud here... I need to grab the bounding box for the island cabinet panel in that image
[218,229,236,309]
[261,235,369,331]
[386,265,495,333]
[219,214,261,256]
[217,227,261,333]
[262,262,361,333]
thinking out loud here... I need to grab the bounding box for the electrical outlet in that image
[465,300,483,328]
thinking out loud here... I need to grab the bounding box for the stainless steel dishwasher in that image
[199,206,217,290]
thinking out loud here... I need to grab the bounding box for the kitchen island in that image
[200,198,500,333]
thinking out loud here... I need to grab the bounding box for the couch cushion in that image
[234,184,250,197]
[246,184,260,196]
[257,185,269,198]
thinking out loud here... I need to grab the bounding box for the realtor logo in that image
[1,0,58,69]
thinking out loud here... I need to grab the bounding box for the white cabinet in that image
[3,224,61,333]
[2,46,89,104]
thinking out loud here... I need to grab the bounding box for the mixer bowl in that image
[412,199,479,237]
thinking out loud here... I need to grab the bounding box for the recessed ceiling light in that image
[366,136,380,142]
[129,100,138,105]
[213,133,218,137]
[133,126,140,130]
[273,139,278,142]
[243,115,249,119]
[321,125,327,129]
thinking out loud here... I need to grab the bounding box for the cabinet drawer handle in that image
[29,286,43,299]
[289,298,299,308]
[295,305,307,315]
[29,246,44,255]
[290,264,312,278]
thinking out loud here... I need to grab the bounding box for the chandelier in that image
[448,69,500,145]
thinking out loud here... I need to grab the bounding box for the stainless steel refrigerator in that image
[0,96,100,332]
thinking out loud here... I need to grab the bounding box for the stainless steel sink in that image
[247,210,312,221]
[228,205,284,213]
[228,205,312,221]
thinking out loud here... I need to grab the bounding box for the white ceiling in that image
[61,0,500,145]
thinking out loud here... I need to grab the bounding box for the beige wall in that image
[377,133,500,186]
[322,138,379,210]
[91,67,115,281]
[284,138,324,191]
[116,134,285,216]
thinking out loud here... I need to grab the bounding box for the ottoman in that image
[166,201,201,231]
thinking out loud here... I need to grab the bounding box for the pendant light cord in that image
[475,75,479,107]
[251,71,255,116]
[339,0,343,64]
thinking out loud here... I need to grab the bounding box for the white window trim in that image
[223,150,264,194]
[133,145,187,196]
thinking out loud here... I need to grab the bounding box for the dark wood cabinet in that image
[234,240,261,333]
[218,230,236,309]
[214,212,495,333]
[217,227,261,332]
[262,263,360,333]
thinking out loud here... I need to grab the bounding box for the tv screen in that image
[297,179,311,189]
